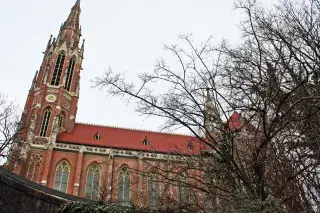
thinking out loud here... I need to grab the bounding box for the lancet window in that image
[58,113,65,128]
[117,167,130,206]
[26,154,42,182]
[148,173,160,208]
[51,53,65,86]
[39,108,51,137]
[64,57,76,91]
[178,173,189,203]
[85,164,100,200]
[53,160,70,193]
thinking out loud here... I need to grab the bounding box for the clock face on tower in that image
[45,94,57,103]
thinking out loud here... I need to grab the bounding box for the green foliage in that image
[227,195,286,213]
[59,202,118,213]
[59,201,194,213]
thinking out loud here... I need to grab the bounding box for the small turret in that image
[204,88,220,131]
[81,39,85,59]
[29,70,38,91]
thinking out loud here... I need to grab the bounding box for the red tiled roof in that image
[57,123,202,154]
[228,112,242,130]
[227,111,256,132]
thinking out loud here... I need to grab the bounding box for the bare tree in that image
[94,0,320,212]
[0,93,21,165]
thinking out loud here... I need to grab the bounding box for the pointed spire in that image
[65,0,81,30]
[204,88,220,130]
[73,0,81,10]
[205,88,210,103]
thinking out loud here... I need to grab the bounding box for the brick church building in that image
[9,0,207,207]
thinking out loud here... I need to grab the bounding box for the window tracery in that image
[178,174,189,203]
[39,108,51,137]
[54,160,70,193]
[117,167,130,206]
[64,57,76,91]
[26,154,42,182]
[148,172,160,208]
[85,164,100,200]
[58,114,65,128]
[51,53,65,86]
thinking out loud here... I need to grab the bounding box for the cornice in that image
[30,142,189,161]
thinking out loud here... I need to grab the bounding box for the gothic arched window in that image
[148,173,160,208]
[178,173,189,203]
[53,160,70,193]
[26,154,42,182]
[51,53,66,86]
[39,108,51,137]
[64,57,76,91]
[85,164,100,200]
[58,113,65,128]
[205,197,214,213]
[117,167,130,206]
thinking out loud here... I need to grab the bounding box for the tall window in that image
[39,108,51,137]
[148,174,160,208]
[85,164,100,200]
[54,160,70,193]
[51,53,65,86]
[205,197,214,213]
[178,176,189,203]
[117,167,130,206]
[26,154,42,182]
[58,114,65,128]
[64,57,76,91]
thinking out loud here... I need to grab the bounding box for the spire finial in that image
[206,88,210,103]
[45,35,53,51]
[64,0,81,30]
[73,0,81,11]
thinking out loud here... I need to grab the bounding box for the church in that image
[9,0,207,207]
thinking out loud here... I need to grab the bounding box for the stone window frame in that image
[53,160,70,193]
[85,163,100,200]
[178,171,189,203]
[64,56,76,91]
[39,108,51,137]
[147,170,161,208]
[26,154,42,182]
[51,51,66,86]
[117,166,131,206]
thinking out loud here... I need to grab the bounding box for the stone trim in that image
[52,142,187,161]
[31,142,189,161]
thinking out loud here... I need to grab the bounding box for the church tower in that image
[16,0,84,174]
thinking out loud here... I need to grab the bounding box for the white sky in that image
[0,0,278,133]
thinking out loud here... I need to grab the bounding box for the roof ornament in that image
[142,136,149,145]
[44,35,53,53]
[187,142,193,150]
[94,131,100,140]
[29,70,38,91]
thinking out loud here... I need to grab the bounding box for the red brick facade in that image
[11,0,204,206]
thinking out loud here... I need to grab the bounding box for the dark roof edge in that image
[0,166,89,203]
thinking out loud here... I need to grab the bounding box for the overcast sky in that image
[0,0,279,133]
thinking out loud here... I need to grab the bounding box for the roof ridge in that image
[75,121,193,137]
